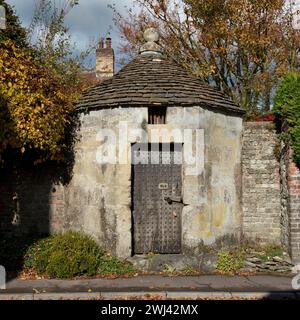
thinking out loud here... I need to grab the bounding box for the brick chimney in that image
[96,36,115,79]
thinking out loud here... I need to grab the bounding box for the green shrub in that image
[24,236,55,273]
[273,72,300,166]
[24,232,103,278]
[24,231,135,279]
[46,232,104,278]
[216,250,244,273]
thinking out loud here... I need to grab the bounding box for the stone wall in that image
[0,165,65,237]
[242,122,282,245]
[287,153,300,263]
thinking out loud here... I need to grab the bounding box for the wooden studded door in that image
[132,143,183,254]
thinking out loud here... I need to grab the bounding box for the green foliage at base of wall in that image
[24,231,135,279]
[98,255,135,276]
[273,72,300,166]
[216,250,245,273]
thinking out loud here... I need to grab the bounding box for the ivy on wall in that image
[273,73,300,166]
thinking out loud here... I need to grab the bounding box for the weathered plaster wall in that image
[242,122,282,245]
[164,107,243,254]
[63,108,147,258]
[62,106,243,258]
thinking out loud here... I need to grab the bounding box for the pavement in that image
[0,275,299,300]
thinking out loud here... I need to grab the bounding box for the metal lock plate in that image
[158,183,169,190]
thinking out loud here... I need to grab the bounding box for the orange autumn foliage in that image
[0,40,83,163]
[113,0,300,112]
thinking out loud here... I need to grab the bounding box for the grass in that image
[257,245,283,263]
[98,254,135,276]
[162,264,176,274]
[216,249,245,273]
[182,265,198,275]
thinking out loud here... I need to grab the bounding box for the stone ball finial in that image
[140,28,162,55]
[144,28,160,43]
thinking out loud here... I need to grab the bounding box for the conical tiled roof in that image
[77,30,244,115]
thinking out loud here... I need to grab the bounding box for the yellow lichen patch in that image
[190,206,210,237]
[212,203,228,228]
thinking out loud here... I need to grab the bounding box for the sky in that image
[6,0,135,67]
[5,0,300,66]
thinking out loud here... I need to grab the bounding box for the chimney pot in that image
[99,38,104,49]
[106,37,112,49]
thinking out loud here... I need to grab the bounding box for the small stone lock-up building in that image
[1,29,300,264]
[68,29,245,258]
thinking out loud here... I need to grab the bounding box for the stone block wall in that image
[242,122,282,245]
[287,154,300,263]
[0,165,65,237]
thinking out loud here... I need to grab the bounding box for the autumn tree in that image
[113,0,300,113]
[0,40,81,164]
[29,0,91,91]
[0,1,87,165]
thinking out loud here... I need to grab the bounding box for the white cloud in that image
[6,0,134,47]
[6,0,135,67]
